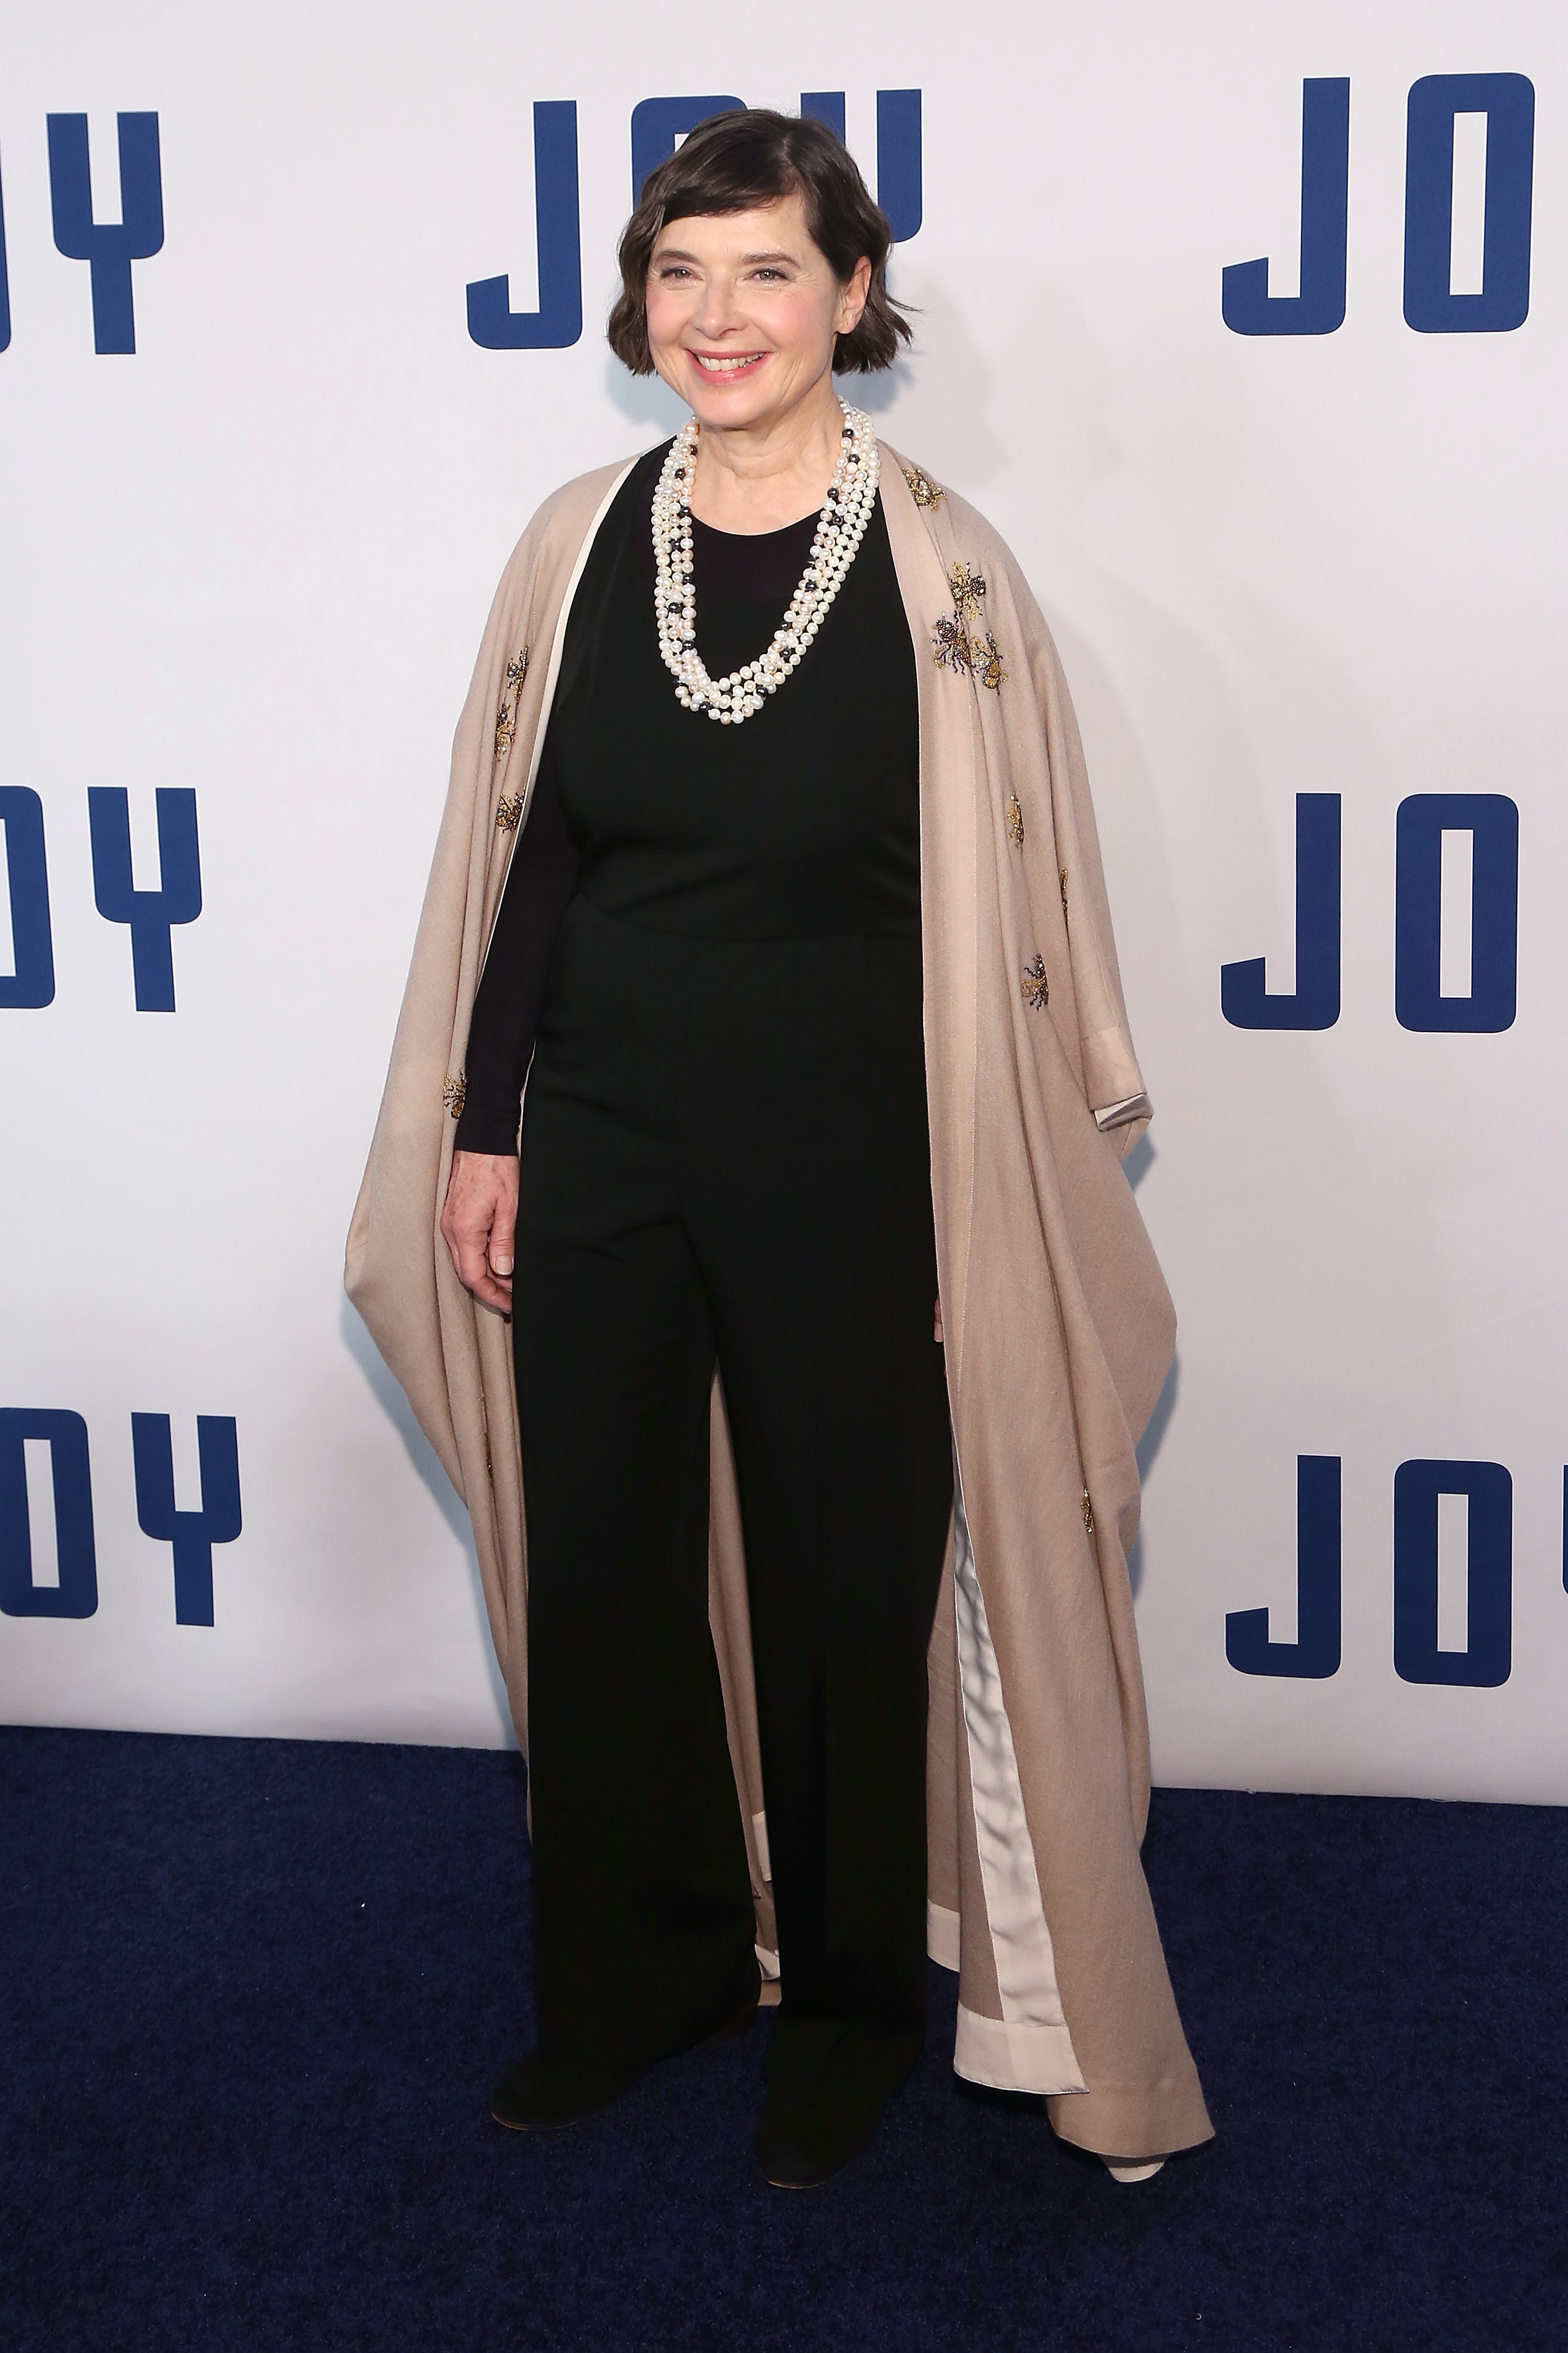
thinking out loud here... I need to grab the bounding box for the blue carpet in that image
[1,1725,1563,2352]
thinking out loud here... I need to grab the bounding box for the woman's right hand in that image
[440,1150,519,1317]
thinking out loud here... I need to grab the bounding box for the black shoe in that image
[756,2078,887,2189]
[490,2051,641,2133]
[755,2015,916,2190]
[490,1979,761,2135]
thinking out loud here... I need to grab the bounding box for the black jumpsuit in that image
[457,447,953,2082]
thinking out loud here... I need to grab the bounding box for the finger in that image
[450,1221,513,1311]
[458,1256,511,1315]
[489,1163,520,1282]
[471,1243,512,1301]
[452,1230,493,1293]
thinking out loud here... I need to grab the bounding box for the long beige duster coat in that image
[347,443,1213,2164]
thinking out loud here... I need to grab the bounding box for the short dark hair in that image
[607,108,912,376]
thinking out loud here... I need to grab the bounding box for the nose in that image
[691,274,742,342]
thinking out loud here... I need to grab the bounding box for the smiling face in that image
[644,192,871,437]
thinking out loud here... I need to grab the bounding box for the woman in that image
[348,109,1211,2190]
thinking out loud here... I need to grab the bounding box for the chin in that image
[690,393,775,432]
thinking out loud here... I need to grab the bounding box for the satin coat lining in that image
[951,1463,1088,2096]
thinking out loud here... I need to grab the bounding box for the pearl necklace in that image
[652,401,880,724]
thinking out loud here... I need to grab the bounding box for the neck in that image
[689,376,847,534]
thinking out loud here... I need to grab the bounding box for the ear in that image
[837,255,873,335]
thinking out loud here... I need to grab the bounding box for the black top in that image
[455,442,920,1155]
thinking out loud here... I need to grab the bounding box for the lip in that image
[687,349,770,380]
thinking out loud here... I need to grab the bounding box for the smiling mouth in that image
[690,351,768,375]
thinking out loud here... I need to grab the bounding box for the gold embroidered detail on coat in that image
[1022,955,1050,1010]
[1007,795,1025,849]
[494,647,530,759]
[931,565,1008,690]
[932,612,973,675]
[901,461,945,508]
[442,1073,467,1119]
[949,561,987,615]
[1060,867,1070,916]
[496,794,524,832]
[972,631,1008,691]
[1081,1486,1095,1535]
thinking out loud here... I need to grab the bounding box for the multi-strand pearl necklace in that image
[652,401,880,724]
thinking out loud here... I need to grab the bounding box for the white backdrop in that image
[3,1,1565,1801]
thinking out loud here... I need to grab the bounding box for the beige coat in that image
[346,444,1213,2163]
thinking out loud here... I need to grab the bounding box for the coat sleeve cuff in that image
[1093,1092,1151,1133]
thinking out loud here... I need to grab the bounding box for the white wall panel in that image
[2,2,1563,1796]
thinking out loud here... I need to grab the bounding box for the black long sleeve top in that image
[453,443,919,1156]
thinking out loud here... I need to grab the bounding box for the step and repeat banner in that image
[3,0,1565,1800]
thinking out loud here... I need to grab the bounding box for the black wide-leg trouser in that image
[514,896,953,2076]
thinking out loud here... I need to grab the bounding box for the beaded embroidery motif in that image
[494,649,529,759]
[1081,1487,1095,1534]
[972,632,1008,691]
[1007,795,1025,849]
[442,1074,467,1119]
[901,462,945,508]
[496,795,524,833]
[950,561,986,614]
[1022,955,1050,1010]
[931,564,1008,689]
[932,612,972,675]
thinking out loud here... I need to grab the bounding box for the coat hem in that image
[953,2005,1089,2095]
[1045,2082,1216,2162]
